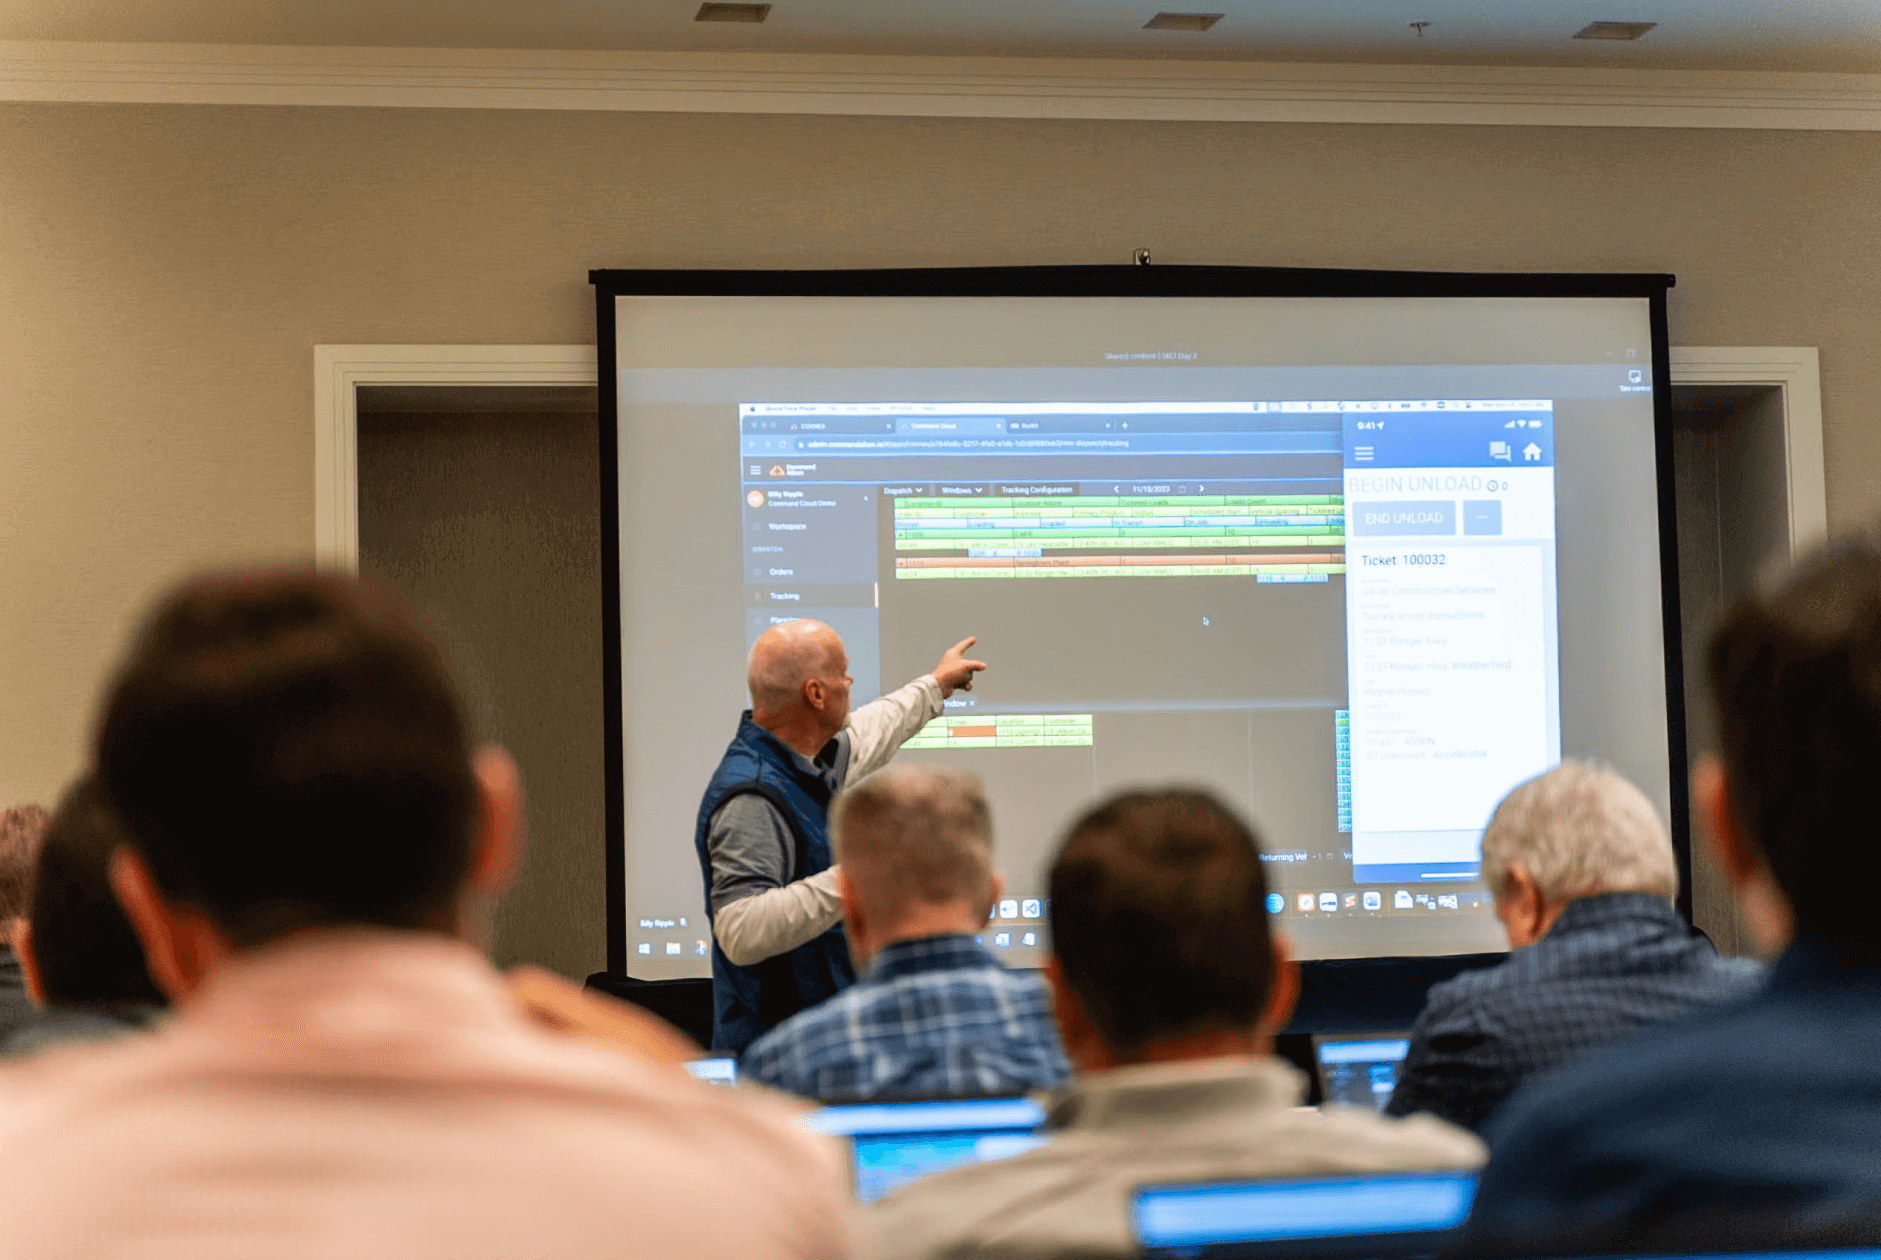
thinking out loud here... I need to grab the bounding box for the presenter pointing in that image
[694,620,987,1054]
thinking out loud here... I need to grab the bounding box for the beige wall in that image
[3,103,1879,812]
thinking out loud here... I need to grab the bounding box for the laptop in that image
[1134,1169,1478,1259]
[800,1095,1049,1203]
[683,1056,737,1087]
[1311,1032,1413,1112]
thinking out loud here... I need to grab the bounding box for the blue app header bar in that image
[1344,410,1553,469]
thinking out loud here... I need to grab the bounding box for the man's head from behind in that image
[1047,789,1294,1071]
[18,777,165,1010]
[95,568,522,999]
[1700,535,1881,951]
[832,764,998,966]
[747,619,852,748]
[1480,760,1678,949]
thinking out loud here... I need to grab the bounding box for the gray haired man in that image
[1385,760,1760,1133]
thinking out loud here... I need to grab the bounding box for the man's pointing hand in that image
[932,636,988,698]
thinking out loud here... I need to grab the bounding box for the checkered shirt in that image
[1385,891,1763,1133]
[739,933,1069,1103]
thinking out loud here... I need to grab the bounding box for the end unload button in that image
[1350,501,1456,536]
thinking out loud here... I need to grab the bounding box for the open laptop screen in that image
[683,1056,737,1087]
[1134,1170,1477,1258]
[1313,1033,1413,1112]
[801,1096,1049,1203]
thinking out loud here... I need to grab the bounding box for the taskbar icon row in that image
[1266,889,1490,915]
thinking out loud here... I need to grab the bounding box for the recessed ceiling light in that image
[1143,12,1223,32]
[1573,20,1657,40]
[695,2,771,22]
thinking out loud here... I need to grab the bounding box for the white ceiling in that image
[5,0,1880,74]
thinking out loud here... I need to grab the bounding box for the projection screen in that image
[594,267,1682,979]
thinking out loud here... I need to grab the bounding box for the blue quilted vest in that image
[694,713,856,1054]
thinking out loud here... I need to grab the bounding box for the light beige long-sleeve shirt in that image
[867,1055,1485,1260]
[0,930,861,1260]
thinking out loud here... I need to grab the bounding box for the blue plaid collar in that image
[1546,890,1685,940]
[862,933,1002,983]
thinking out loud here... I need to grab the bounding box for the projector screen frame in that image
[589,264,1683,978]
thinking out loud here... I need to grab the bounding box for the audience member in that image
[1386,760,1759,1132]
[0,805,50,1042]
[0,569,858,1259]
[1468,538,1881,1251]
[5,776,167,1056]
[697,619,985,1054]
[869,789,1482,1260]
[741,764,1066,1101]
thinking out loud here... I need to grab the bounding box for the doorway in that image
[1668,383,1792,957]
[355,384,604,981]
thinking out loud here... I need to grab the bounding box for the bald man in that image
[694,621,987,1053]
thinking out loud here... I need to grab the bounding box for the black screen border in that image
[589,264,1684,978]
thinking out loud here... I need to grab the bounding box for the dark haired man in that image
[6,776,166,1056]
[869,789,1481,1260]
[1467,537,1881,1250]
[0,569,858,1258]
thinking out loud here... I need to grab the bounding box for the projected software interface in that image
[612,291,1672,974]
[737,398,1561,962]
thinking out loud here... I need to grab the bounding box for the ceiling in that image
[5,0,1880,74]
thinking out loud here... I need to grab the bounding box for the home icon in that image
[1522,442,1542,461]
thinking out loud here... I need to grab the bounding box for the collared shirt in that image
[867,1055,1484,1260]
[707,675,944,968]
[741,933,1069,1102]
[1386,891,1762,1132]
[1468,931,1881,1251]
[0,930,860,1260]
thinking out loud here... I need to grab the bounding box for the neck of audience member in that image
[1494,863,1573,949]
[846,896,988,969]
[752,701,838,762]
[110,747,524,1004]
[1047,946,1295,1075]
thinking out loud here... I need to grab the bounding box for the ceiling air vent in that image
[1143,12,1223,32]
[1572,21,1657,40]
[695,3,771,22]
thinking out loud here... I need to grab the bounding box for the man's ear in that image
[836,867,865,929]
[1694,756,1759,883]
[1260,930,1300,1038]
[108,847,233,1003]
[983,871,1005,925]
[9,920,43,1008]
[836,866,872,964]
[466,746,525,898]
[1047,956,1115,1072]
[1694,756,1793,953]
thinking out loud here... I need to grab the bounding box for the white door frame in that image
[313,343,1827,566]
[1667,346,1826,557]
[313,343,598,570]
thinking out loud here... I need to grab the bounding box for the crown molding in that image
[5,41,1881,129]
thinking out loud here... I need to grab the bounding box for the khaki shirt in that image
[867,1055,1485,1260]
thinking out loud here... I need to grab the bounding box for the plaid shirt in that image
[1386,891,1762,1133]
[739,933,1068,1103]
